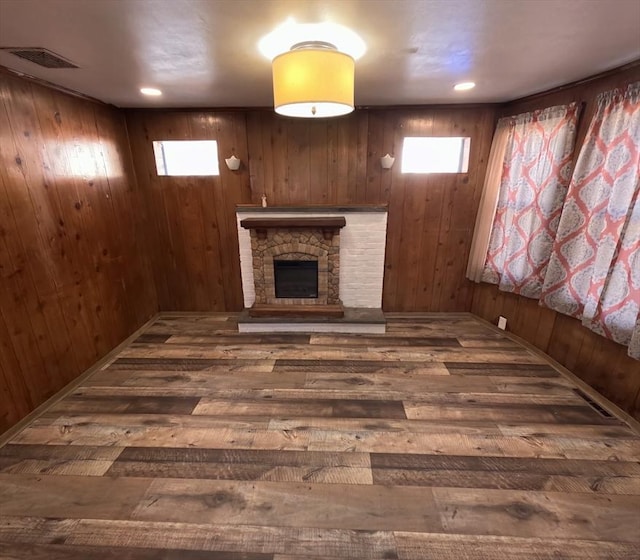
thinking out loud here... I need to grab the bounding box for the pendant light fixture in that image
[259,21,365,119]
[272,41,355,118]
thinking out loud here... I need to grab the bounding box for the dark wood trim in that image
[240,217,347,230]
[0,64,109,106]
[355,102,503,111]
[505,59,640,107]
[236,204,388,213]
[124,103,504,113]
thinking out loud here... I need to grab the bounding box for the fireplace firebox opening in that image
[274,260,319,299]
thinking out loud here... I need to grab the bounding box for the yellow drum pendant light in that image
[272,43,355,118]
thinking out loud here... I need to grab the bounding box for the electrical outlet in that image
[497,316,507,330]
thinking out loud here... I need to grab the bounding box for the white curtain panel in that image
[466,119,510,282]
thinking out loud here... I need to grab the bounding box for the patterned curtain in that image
[482,104,580,298]
[541,82,640,360]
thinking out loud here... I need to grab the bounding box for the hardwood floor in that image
[1,314,639,559]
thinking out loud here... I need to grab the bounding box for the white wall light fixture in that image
[225,155,241,171]
[380,153,395,169]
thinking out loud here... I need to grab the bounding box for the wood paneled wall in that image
[472,284,640,419]
[471,63,640,420]
[0,72,157,433]
[127,106,496,312]
[6,63,637,432]
[246,111,370,206]
[126,112,252,312]
[368,109,495,311]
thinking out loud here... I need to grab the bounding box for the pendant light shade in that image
[272,47,355,118]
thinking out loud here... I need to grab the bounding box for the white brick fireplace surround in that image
[236,206,388,309]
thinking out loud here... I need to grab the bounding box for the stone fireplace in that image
[236,206,388,322]
[241,217,345,316]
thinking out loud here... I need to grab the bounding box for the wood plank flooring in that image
[1,314,639,559]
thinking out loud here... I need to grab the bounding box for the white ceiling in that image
[0,0,639,108]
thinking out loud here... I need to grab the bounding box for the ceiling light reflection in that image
[454,82,476,91]
[140,87,162,96]
[259,20,366,60]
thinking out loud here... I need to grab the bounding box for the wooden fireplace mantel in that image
[240,217,346,229]
[240,217,346,240]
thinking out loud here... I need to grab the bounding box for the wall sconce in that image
[225,155,241,171]
[380,153,395,169]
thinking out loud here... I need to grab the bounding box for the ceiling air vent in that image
[1,47,78,69]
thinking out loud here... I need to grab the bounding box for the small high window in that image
[401,137,471,173]
[152,140,219,176]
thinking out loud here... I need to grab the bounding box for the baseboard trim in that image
[0,312,160,447]
[471,313,640,436]
[156,311,239,318]
[384,312,475,318]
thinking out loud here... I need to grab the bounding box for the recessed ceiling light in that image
[454,82,476,91]
[259,20,366,60]
[140,87,162,96]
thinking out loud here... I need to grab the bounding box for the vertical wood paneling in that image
[471,63,640,420]
[363,111,383,204]
[210,112,252,310]
[127,106,495,313]
[378,108,496,311]
[127,106,494,313]
[472,283,640,420]
[126,111,252,312]
[0,72,157,433]
[0,310,32,428]
[246,111,372,205]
